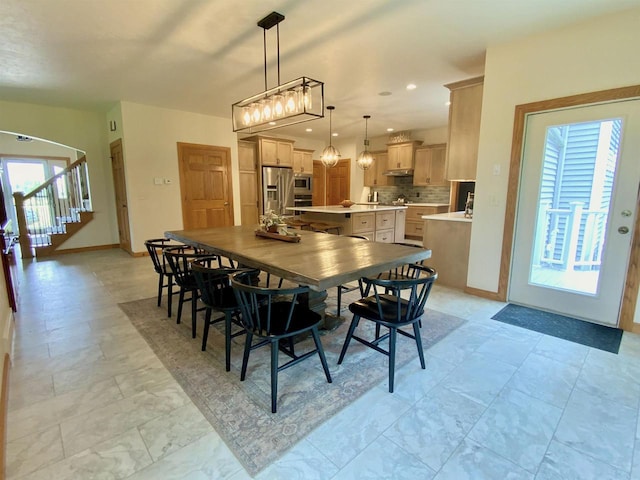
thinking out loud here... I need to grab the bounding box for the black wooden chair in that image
[163,246,218,339]
[372,242,428,284]
[335,235,369,315]
[144,238,185,317]
[337,264,438,393]
[191,262,259,371]
[231,270,333,413]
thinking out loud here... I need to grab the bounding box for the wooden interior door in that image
[238,141,259,226]
[110,139,132,253]
[177,143,234,229]
[325,158,351,205]
[312,160,325,206]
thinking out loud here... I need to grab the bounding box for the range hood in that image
[382,169,414,177]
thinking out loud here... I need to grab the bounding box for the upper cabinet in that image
[364,151,391,187]
[413,143,448,186]
[246,136,295,167]
[293,148,314,174]
[444,76,484,181]
[387,141,422,170]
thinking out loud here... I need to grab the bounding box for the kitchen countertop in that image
[422,211,472,223]
[358,202,449,207]
[286,205,408,214]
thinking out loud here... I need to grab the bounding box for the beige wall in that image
[0,100,119,250]
[0,133,79,160]
[117,102,242,252]
[468,8,640,295]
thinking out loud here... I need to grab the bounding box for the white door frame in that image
[494,85,640,333]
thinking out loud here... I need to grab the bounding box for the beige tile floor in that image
[6,249,640,479]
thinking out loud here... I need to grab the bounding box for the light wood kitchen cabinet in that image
[352,212,375,238]
[375,229,394,243]
[376,211,395,231]
[293,148,314,174]
[364,151,391,187]
[444,76,483,181]
[237,140,259,226]
[413,144,448,186]
[247,136,294,167]
[423,218,471,289]
[405,205,449,239]
[394,209,406,242]
[387,141,422,170]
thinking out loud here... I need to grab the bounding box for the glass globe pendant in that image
[356,115,374,170]
[321,106,340,168]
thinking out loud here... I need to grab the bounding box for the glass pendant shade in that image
[321,105,341,168]
[356,150,374,170]
[321,145,340,168]
[356,115,374,170]
[231,12,324,133]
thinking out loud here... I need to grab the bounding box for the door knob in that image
[224,202,229,206]
[618,226,629,234]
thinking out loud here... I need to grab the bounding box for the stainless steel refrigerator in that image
[262,166,294,216]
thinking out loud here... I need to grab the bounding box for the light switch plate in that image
[153,177,163,185]
[492,164,501,176]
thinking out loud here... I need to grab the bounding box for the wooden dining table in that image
[165,225,432,327]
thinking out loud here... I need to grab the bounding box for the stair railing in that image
[14,157,92,258]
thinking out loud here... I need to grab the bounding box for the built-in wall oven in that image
[294,174,312,195]
[293,174,312,214]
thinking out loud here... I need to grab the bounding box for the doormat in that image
[492,304,623,354]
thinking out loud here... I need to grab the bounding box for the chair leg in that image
[240,332,253,381]
[271,339,279,413]
[413,322,426,369]
[337,316,360,364]
[191,291,198,339]
[224,311,233,372]
[311,327,332,383]
[336,286,342,316]
[388,327,397,393]
[176,289,185,324]
[167,278,174,317]
[157,273,164,307]
[201,308,212,351]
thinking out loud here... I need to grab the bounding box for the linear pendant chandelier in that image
[232,11,324,133]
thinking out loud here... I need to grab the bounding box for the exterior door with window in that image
[509,100,640,326]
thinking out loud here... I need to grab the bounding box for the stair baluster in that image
[13,157,94,258]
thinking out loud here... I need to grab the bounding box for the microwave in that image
[293,174,312,193]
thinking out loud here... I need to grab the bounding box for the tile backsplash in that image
[371,177,450,204]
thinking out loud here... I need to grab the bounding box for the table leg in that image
[304,289,343,331]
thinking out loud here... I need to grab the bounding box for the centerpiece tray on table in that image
[255,229,301,243]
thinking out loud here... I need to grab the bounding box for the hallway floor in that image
[6,249,640,479]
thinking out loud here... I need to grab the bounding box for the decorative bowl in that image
[340,200,355,208]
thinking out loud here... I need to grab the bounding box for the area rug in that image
[119,297,465,475]
[492,303,623,354]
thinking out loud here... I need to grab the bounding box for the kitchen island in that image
[286,205,407,242]
[422,211,472,289]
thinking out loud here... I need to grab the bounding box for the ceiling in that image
[0,0,637,141]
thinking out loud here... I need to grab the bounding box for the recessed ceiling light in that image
[269,121,276,125]
[387,128,394,132]
[305,128,313,132]
[332,133,339,137]
[378,91,392,96]
[406,83,417,90]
